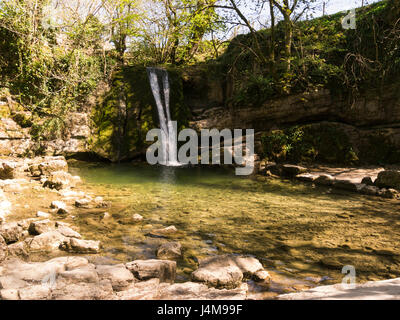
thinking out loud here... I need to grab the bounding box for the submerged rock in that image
[96,264,135,291]
[27,231,67,252]
[125,259,176,283]
[156,242,182,260]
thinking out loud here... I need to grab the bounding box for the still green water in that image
[69,162,400,290]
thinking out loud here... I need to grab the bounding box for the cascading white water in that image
[147,67,180,166]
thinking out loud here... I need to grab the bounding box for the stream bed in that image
[68,161,400,293]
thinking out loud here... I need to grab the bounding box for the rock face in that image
[27,231,67,252]
[125,259,176,283]
[0,235,7,262]
[156,242,182,260]
[375,170,400,190]
[332,180,358,192]
[191,254,265,289]
[0,118,32,157]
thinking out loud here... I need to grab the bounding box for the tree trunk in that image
[284,15,293,71]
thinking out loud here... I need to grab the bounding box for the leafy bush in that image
[261,124,359,165]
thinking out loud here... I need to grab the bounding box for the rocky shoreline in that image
[1,156,399,300]
[257,162,400,200]
[0,156,274,300]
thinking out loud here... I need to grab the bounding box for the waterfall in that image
[147,67,180,166]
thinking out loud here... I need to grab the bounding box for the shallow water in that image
[69,162,400,290]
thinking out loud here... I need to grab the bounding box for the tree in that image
[271,0,318,71]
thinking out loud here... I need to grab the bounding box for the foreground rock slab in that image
[278,278,400,300]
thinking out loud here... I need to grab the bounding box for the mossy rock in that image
[91,65,190,161]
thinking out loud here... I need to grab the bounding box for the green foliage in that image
[0,0,106,140]
[212,0,397,107]
[261,124,359,165]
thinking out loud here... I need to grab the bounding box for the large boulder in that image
[0,222,24,244]
[125,259,176,283]
[191,255,265,289]
[375,170,400,190]
[27,231,67,252]
[0,235,7,262]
